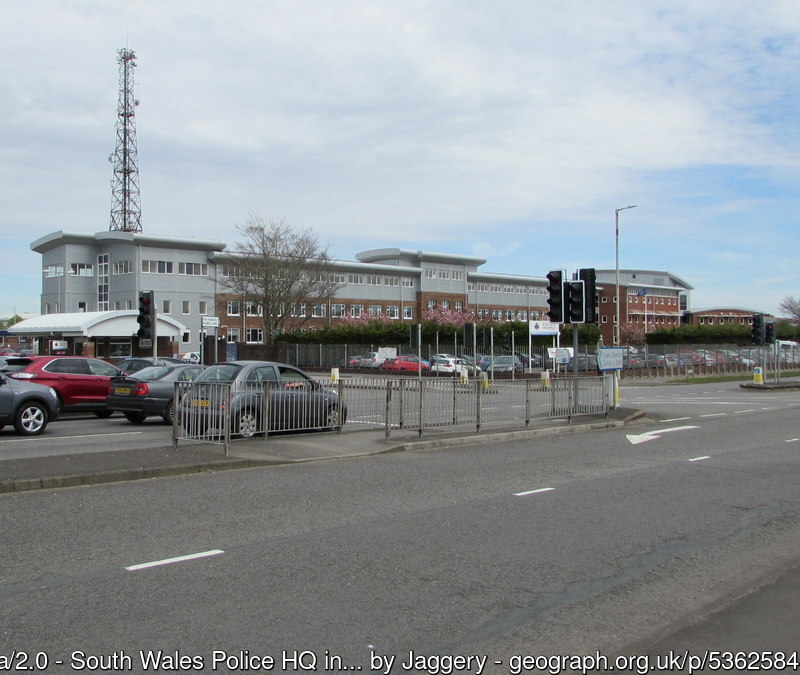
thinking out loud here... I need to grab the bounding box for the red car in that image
[4,356,123,416]
[381,355,430,371]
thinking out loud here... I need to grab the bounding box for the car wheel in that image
[233,409,260,438]
[324,405,345,430]
[14,402,48,436]
[162,400,175,425]
[124,412,148,424]
[94,410,113,418]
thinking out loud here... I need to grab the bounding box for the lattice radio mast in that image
[109,48,142,232]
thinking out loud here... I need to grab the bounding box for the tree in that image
[779,296,800,324]
[219,215,341,345]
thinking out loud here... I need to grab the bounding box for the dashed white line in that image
[734,409,757,414]
[514,488,555,497]
[662,417,692,422]
[701,413,726,418]
[125,549,224,571]
[688,456,711,462]
[786,439,799,443]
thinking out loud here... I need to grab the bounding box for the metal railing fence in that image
[173,375,610,453]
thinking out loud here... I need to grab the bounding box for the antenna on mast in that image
[109,48,142,232]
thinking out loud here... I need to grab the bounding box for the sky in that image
[2,1,799,318]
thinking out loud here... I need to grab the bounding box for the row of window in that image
[45,260,210,277]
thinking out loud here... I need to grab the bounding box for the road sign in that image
[202,316,220,328]
[529,320,560,336]
[597,347,624,371]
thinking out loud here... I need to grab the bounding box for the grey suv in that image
[0,372,60,435]
[180,361,346,437]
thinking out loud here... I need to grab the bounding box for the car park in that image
[114,356,184,374]
[108,364,206,424]
[4,355,123,416]
[180,360,346,437]
[0,371,60,435]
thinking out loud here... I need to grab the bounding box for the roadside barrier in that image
[173,375,611,452]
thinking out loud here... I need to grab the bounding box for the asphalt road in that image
[2,383,799,673]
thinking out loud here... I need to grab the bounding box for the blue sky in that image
[2,1,799,318]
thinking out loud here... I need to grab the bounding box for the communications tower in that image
[109,48,142,232]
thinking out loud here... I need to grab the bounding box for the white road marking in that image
[688,456,711,462]
[786,439,799,443]
[125,549,224,571]
[734,409,757,414]
[626,425,698,445]
[515,488,555,497]
[662,417,692,422]
[700,413,727,418]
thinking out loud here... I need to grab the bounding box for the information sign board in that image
[597,347,624,371]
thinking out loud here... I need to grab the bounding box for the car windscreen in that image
[134,366,173,381]
[194,364,243,382]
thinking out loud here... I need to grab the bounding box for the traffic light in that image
[751,313,764,344]
[137,291,154,340]
[546,270,564,323]
[578,268,597,324]
[566,280,585,324]
[463,322,476,351]
[764,322,775,344]
[409,323,421,348]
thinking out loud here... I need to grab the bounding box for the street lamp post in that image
[614,205,637,346]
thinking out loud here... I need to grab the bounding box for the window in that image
[182,331,191,344]
[161,300,172,314]
[182,301,191,314]
[368,305,382,316]
[332,273,346,284]
[425,269,436,279]
[348,274,364,285]
[403,306,413,320]
[402,277,415,288]
[227,328,240,343]
[428,299,436,309]
[291,303,306,317]
[44,264,64,278]
[141,260,174,274]
[331,303,345,318]
[113,261,132,275]
[246,328,264,343]
[366,275,382,286]
[227,300,240,316]
[178,262,208,276]
[246,302,260,316]
[78,301,87,312]
[453,271,464,281]
[70,263,93,277]
[505,310,515,321]
[479,309,489,319]
[351,304,364,318]
[199,301,207,315]
[385,276,399,287]
[441,300,450,310]
[387,306,399,319]
[97,254,109,311]
[312,304,326,318]
[455,301,463,312]
[492,309,502,320]
[439,269,450,280]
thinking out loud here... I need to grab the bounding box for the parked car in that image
[115,356,184,375]
[4,356,123,416]
[107,364,206,424]
[483,355,524,373]
[358,352,387,368]
[341,355,363,367]
[0,347,18,357]
[180,361,346,437]
[0,371,60,435]
[430,356,467,375]
[181,352,202,364]
[381,355,430,371]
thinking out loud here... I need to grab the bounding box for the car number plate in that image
[191,399,210,407]
[115,386,131,394]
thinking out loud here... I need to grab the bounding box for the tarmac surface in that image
[2,395,799,663]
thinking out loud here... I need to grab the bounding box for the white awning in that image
[8,310,187,339]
